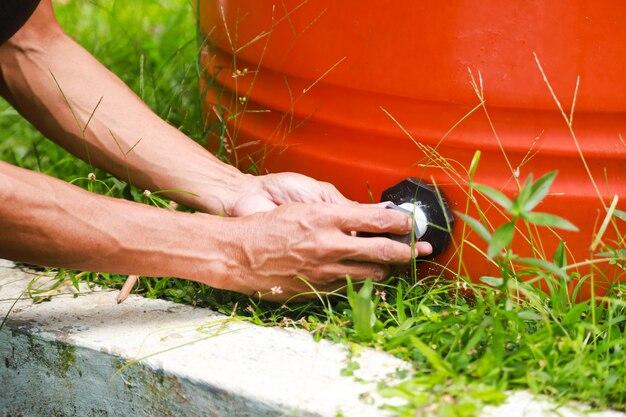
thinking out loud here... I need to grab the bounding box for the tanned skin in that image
[0,0,432,301]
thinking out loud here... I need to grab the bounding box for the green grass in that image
[2,1,626,416]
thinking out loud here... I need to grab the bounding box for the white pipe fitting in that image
[397,202,428,240]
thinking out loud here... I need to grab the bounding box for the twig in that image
[117,275,139,304]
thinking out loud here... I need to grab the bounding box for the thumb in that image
[230,194,278,217]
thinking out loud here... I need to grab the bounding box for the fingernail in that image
[417,242,433,256]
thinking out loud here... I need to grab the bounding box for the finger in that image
[415,241,433,256]
[336,236,414,264]
[311,261,388,284]
[340,235,434,255]
[335,205,413,234]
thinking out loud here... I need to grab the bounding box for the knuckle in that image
[311,235,330,256]
[304,204,331,227]
[316,203,337,219]
[376,241,411,263]
[399,246,412,263]
[337,211,357,229]
[377,242,395,263]
[313,233,343,258]
[323,239,343,257]
[371,266,388,281]
[324,182,339,193]
[374,209,389,230]
[388,209,407,226]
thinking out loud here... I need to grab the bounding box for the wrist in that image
[187,167,251,215]
[206,170,256,216]
[171,212,244,290]
[153,152,251,215]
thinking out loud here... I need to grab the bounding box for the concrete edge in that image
[0,261,624,417]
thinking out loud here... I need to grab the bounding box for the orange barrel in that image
[198,1,626,295]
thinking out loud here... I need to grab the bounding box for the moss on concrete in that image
[12,330,77,378]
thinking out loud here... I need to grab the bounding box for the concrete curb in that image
[0,261,623,417]
[0,261,406,417]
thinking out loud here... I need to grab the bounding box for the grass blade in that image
[410,336,454,375]
[591,195,618,250]
[553,241,567,268]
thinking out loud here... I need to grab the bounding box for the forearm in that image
[0,2,245,214]
[0,161,236,286]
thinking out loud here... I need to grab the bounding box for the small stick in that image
[117,275,139,304]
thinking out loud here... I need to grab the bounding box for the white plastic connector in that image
[398,202,428,240]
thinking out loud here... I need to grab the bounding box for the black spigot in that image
[379,178,454,257]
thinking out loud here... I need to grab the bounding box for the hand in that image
[227,172,354,216]
[218,202,433,301]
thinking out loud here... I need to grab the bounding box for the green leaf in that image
[473,349,498,378]
[596,248,626,259]
[410,336,454,375]
[348,279,376,341]
[419,304,440,322]
[462,321,487,356]
[492,317,505,363]
[474,183,513,210]
[562,303,588,326]
[395,285,406,323]
[525,212,578,231]
[524,171,558,212]
[518,310,542,321]
[515,174,535,211]
[517,257,569,281]
[346,277,356,305]
[468,150,481,180]
[488,222,515,258]
[553,241,567,268]
[614,209,626,222]
[122,183,135,201]
[479,276,504,287]
[455,211,491,243]
[469,388,507,404]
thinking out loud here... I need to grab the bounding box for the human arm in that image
[0,161,427,300]
[0,0,352,216]
[0,0,434,300]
